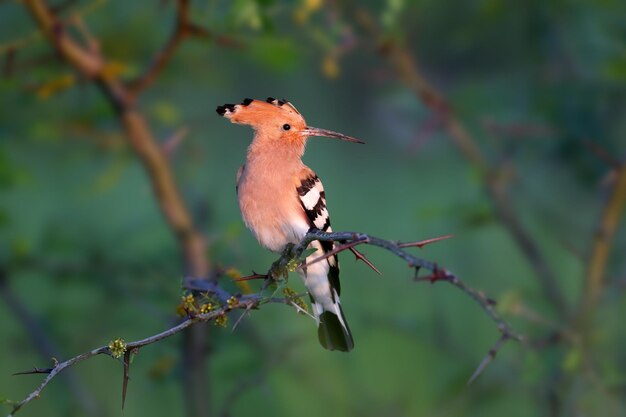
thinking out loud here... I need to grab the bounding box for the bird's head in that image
[216,98,364,149]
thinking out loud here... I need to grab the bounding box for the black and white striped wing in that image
[296,174,340,295]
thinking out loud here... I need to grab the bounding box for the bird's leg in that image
[267,243,296,281]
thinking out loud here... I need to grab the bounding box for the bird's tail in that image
[302,240,354,352]
[314,298,354,352]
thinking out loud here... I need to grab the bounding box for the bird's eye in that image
[282,124,291,131]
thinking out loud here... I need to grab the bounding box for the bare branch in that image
[126,0,241,98]
[8,291,295,417]
[8,307,218,416]
[344,4,568,316]
[22,0,209,280]
[126,0,192,97]
[9,228,523,415]
[580,163,626,318]
[293,230,524,347]
[302,236,368,269]
[0,269,100,415]
[8,346,108,417]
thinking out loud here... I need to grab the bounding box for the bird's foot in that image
[267,243,296,282]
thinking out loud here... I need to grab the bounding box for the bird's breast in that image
[237,164,308,252]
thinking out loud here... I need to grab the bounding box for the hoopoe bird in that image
[216,97,364,352]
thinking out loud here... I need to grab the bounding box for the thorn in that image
[231,305,252,333]
[348,247,382,275]
[398,234,454,249]
[467,334,510,384]
[122,350,131,409]
[413,266,421,280]
[290,300,317,321]
[414,266,449,283]
[13,367,53,376]
[304,237,368,269]
[235,272,268,282]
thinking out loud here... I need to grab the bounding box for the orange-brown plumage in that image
[217,97,363,351]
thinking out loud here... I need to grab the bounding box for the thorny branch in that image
[345,4,568,316]
[0,270,100,416]
[9,230,523,417]
[8,305,234,417]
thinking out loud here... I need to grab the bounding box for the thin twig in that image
[10,303,239,417]
[8,346,108,417]
[0,270,100,415]
[467,333,510,384]
[397,234,454,248]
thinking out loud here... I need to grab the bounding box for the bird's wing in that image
[296,170,341,295]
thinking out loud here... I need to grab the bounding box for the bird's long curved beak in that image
[303,127,365,144]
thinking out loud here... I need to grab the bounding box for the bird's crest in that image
[216,97,301,122]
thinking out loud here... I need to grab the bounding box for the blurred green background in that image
[1,0,625,416]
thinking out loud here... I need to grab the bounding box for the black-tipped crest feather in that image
[216,103,236,116]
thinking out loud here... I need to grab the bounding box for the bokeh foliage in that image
[1,0,625,416]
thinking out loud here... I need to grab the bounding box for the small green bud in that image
[227,296,238,308]
[199,302,214,314]
[214,314,228,327]
[286,259,299,272]
[108,338,127,359]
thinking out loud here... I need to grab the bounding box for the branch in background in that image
[20,1,213,416]
[8,303,238,417]
[580,163,626,319]
[22,0,209,292]
[346,5,568,317]
[126,0,242,99]
[9,229,523,416]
